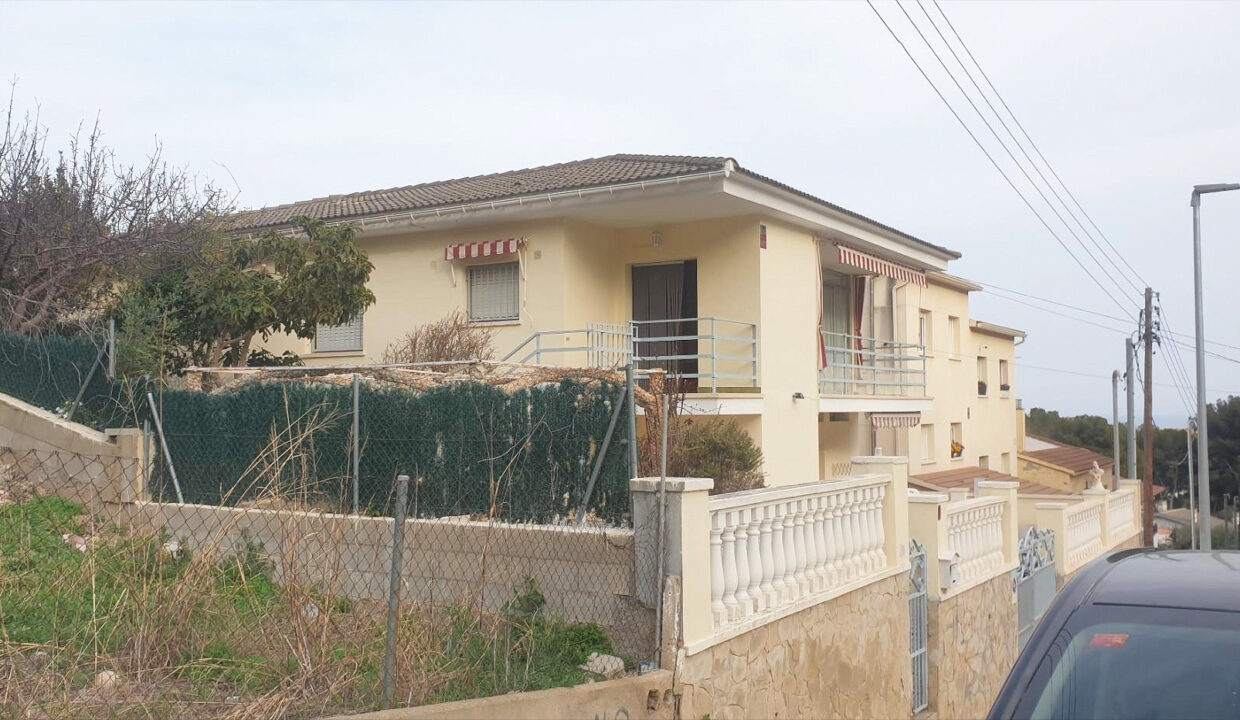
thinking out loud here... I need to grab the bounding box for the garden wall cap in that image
[629,477,714,493]
[850,455,909,465]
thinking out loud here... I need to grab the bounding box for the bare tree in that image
[0,86,229,334]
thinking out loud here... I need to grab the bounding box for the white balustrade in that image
[1106,488,1137,544]
[706,475,891,631]
[1065,500,1104,571]
[944,497,1006,585]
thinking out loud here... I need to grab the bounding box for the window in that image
[1012,604,1240,720]
[919,310,932,351]
[468,262,520,322]
[948,316,961,357]
[979,455,990,470]
[313,315,363,352]
[1000,359,1011,393]
[978,356,989,395]
[1002,452,1011,473]
[950,422,963,459]
[921,424,935,461]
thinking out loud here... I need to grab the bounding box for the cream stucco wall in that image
[895,279,1020,479]
[263,218,573,364]
[757,220,825,486]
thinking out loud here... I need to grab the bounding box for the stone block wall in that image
[675,574,912,720]
[926,572,1018,719]
[109,501,653,655]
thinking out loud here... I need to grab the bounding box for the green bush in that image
[667,418,764,495]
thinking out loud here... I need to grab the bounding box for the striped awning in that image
[836,244,927,287]
[444,237,524,261]
[871,412,921,428]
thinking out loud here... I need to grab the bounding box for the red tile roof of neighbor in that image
[909,467,1073,496]
[231,154,959,257]
[1022,445,1114,474]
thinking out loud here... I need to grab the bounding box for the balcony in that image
[818,331,928,413]
[501,317,759,396]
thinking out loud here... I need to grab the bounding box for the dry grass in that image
[0,401,614,719]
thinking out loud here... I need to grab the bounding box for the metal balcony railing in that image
[500,317,759,392]
[631,317,758,393]
[819,331,926,396]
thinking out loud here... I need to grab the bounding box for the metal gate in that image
[909,539,929,714]
[1016,527,1057,648]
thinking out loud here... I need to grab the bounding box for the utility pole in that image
[1191,183,1240,551]
[1142,287,1155,546]
[1188,418,1197,550]
[1112,371,1121,491]
[1126,338,1137,481]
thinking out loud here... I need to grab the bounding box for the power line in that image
[977,280,1240,353]
[978,282,1130,323]
[1018,362,1240,397]
[927,0,1151,290]
[983,291,1130,335]
[865,0,1138,320]
[915,0,1145,298]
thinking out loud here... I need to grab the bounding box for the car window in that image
[1016,605,1240,720]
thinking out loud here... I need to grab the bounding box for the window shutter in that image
[468,263,520,321]
[314,315,364,352]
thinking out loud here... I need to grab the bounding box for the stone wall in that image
[926,573,1018,719]
[0,392,145,505]
[675,574,912,720]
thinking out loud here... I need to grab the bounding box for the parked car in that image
[989,548,1240,720]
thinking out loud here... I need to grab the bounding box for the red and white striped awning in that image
[870,412,921,428]
[444,237,524,261]
[836,244,927,287]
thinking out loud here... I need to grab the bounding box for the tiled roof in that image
[1021,445,1114,474]
[231,153,958,258]
[909,467,1073,496]
[234,154,729,230]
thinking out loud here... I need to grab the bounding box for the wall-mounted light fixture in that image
[650,231,663,248]
[792,392,806,400]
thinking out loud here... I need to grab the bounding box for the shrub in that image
[381,311,496,364]
[667,418,764,495]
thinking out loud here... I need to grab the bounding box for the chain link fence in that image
[0,443,658,719]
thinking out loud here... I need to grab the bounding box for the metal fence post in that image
[352,373,361,515]
[142,419,151,501]
[626,363,638,481]
[65,340,107,423]
[382,474,410,710]
[653,396,669,667]
[577,382,629,525]
[106,316,116,380]
[146,391,184,504]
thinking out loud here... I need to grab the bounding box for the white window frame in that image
[467,261,520,323]
[313,314,364,353]
[921,424,935,462]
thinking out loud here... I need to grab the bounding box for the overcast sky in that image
[4,1,1238,426]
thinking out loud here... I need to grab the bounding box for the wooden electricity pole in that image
[1143,287,1155,546]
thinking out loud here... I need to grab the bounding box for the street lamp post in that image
[1192,182,1240,551]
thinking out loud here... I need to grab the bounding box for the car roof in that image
[1084,549,1240,613]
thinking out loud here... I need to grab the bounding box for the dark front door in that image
[632,261,698,391]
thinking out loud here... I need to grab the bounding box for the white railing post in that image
[771,502,788,602]
[758,505,775,609]
[747,504,764,612]
[710,511,726,625]
[812,495,829,591]
[721,512,740,620]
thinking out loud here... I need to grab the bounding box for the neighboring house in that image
[240,153,1025,487]
[1018,434,1114,494]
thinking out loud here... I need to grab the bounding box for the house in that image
[240,154,1023,487]
[1018,434,1115,494]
